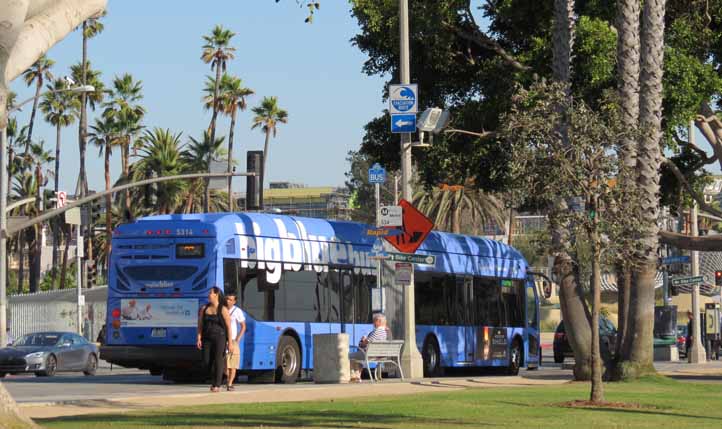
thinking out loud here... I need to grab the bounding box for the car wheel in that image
[507,339,522,376]
[275,336,301,384]
[83,354,98,376]
[38,354,57,377]
[422,336,443,377]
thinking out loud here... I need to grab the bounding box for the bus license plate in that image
[151,328,167,338]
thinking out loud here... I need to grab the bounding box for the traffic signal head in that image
[715,271,722,286]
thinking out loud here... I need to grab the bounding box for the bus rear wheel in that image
[422,337,443,377]
[275,336,300,384]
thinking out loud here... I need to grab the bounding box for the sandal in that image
[210,386,220,393]
[227,385,235,391]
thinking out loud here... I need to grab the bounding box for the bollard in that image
[313,333,350,383]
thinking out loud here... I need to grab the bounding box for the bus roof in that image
[125,212,528,279]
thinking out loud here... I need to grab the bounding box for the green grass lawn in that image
[40,376,722,429]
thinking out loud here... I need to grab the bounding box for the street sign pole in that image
[690,199,706,364]
[375,182,382,301]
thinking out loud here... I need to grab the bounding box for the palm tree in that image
[204,74,254,210]
[76,15,104,197]
[23,141,54,293]
[413,185,505,235]
[201,24,236,212]
[182,130,228,213]
[21,56,55,151]
[104,73,145,220]
[251,96,288,189]
[132,128,188,215]
[628,0,666,373]
[89,116,122,267]
[40,78,81,290]
[614,0,641,367]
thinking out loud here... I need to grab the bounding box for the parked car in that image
[676,324,688,358]
[553,316,617,363]
[0,331,98,377]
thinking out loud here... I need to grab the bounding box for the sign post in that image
[66,206,83,335]
[368,164,387,311]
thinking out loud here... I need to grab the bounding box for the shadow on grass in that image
[667,374,722,383]
[492,400,717,422]
[39,409,484,429]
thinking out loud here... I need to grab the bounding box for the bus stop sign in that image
[384,199,434,254]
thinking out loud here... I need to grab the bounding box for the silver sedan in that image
[0,332,99,377]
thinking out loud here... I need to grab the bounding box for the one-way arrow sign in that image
[390,113,416,133]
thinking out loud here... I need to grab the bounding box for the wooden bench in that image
[350,340,405,382]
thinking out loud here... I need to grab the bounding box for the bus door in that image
[460,276,475,362]
[525,278,540,367]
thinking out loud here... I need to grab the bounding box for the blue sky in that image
[9,0,387,194]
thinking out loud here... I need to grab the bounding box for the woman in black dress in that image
[197,287,232,392]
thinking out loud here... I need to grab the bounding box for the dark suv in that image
[553,316,617,363]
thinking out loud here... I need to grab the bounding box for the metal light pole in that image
[398,0,423,378]
[689,127,707,364]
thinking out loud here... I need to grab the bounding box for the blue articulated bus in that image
[100,212,539,382]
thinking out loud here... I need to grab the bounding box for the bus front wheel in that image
[507,339,522,376]
[275,336,301,384]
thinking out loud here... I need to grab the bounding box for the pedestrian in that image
[5,327,14,347]
[224,292,246,391]
[348,313,389,382]
[197,287,232,392]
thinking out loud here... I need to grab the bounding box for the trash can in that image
[313,333,350,383]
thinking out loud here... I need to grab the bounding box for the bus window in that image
[284,270,323,323]
[354,275,373,324]
[223,259,239,296]
[416,272,441,325]
[474,277,501,326]
[526,284,538,328]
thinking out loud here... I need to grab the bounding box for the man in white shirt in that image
[225,293,246,391]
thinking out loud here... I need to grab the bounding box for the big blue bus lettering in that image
[100,213,539,382]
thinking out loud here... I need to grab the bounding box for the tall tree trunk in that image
[614,0,641,365]
[623,0,666,377]
[59,225,70,289]
[29,226,40,293]
[551,0,592,381]
[78,21,89,198]
[616,265,632,359]
[262,130,271,186]
[104,143,112,269]
[589,200,604,403]
[51,124,61,289]
[25,78,43,153]
[18,232,25,292]
[123,138,132,221]
[227,109,237,211]
[205,64,222,213]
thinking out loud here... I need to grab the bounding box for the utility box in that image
[313,333,350,384]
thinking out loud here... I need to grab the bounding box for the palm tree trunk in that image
[205,65,223,213]
[105,143,112,270]
[51,123,61,290]
[616,265,632,359]
[30,167,42,293]
[78,20,89,198]
[624,0,666,376]
[262,130,271,187]
[123,139,132,221]
[17,232,25,292]
[7,146,13,196]
[26,78,42,152]
[59,225,70,289]
[227,108,237,211]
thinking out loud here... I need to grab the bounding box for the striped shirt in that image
[366,327,388,343]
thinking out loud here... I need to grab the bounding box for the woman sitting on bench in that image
[349,313,389,382]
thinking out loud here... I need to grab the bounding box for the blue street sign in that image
[661,255,691,265]
[368,163,386,184]
[389,84,418,114]
[369,238,388,259]
[391,113,416,133]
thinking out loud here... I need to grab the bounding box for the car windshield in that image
[14,333,61,347]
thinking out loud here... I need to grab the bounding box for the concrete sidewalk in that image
[20,375,569,419]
